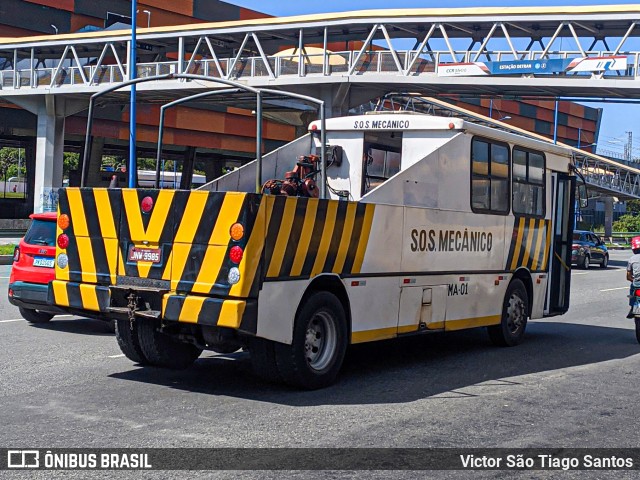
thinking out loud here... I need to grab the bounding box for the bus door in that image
[545,172,575,315]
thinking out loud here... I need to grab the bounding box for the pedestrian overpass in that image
[1,4,640,212]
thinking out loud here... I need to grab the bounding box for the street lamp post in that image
[137,9,151,28]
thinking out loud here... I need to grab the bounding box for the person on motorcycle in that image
[626,236,640,318]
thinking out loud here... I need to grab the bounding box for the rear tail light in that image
[141,196,154,213]
[635,289,640,297]
[229,246,243,264]
[57,253,69,269]
[13,246,19,263]
[228,267,240,285]
[230,223,244,241]
[57,234,69,249]
[58,214,70,230]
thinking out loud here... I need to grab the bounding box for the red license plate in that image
[128,245,162,264]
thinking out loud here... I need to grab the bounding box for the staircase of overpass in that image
[2,5,640,203]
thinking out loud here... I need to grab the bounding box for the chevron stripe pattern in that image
[53,188,375,328]
[505,217,551,272]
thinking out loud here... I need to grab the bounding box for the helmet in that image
[632,236,640,250]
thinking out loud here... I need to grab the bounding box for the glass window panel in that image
[472,139,489,163]
[386,151,401,177]
[492,144,509,165]
[472,178,490,210]
[533,186,544,215]
[492,160,509,179]
[472,159,488,176]
[367,148,385,177]
[491,179,509,212]
[513,149,527,181]
[529,153,545,184]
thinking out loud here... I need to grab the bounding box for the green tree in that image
[613,213,640,232]
[626,200,640,215]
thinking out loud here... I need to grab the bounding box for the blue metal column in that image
[128,2,137,187]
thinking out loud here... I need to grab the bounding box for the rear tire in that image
[115,318,148,364]
[600,254,609,269]
[136,319,202,369]
[488,279,529,347]
[635,318,640,344]
[274,291,348,389]
[580,255,590,269]
[19,307,53,323]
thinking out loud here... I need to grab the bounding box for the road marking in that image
[108,354,125,358]
[0,276,10,279]
[0,319,23,323]
[600,287,630,292]
[573,272,589,275]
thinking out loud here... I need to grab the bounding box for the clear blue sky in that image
[232,0,640,158]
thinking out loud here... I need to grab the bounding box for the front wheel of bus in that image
[137,319,202,369]
[275,291,348,390]
[488,279,528,347]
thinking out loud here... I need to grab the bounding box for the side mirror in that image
[577,183,588,208]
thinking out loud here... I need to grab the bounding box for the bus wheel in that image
[275,291,348,389]
[249,337,282,384]
[136,319,202,369]
[488,279,528,347]
[115,318,148,364]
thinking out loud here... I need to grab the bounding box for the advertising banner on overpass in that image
[437,56,627,76]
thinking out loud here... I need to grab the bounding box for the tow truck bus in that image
[50,111,577,389]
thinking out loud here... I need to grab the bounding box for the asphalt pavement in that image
[1,250,639,479]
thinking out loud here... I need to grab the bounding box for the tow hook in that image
[127,291,138,331]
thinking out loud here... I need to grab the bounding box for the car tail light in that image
[635,289,640,297]
[57,234,69,249]
[13,246,19,263]
[8,289,13,298]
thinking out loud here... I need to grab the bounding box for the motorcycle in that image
[630,287,640,344]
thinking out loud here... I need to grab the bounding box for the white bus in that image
[52,111,578,389]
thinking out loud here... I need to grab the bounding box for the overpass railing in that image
[2,49,640,90]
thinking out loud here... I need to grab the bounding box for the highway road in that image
[1,250,639,478]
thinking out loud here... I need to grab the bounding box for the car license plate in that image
[33,256,55,268]
[127,245,162,264]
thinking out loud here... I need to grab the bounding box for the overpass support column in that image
[34,96,65,213]
[604,197,614,238]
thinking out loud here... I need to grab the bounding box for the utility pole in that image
[625,131,633,162]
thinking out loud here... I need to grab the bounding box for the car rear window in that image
[24,219,56,246]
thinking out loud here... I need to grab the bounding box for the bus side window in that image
[471,137,510,214]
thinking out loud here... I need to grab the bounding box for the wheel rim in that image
[304,311,337,371]
[506,292,527,335]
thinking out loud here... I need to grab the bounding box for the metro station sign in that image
[437,56,627,76]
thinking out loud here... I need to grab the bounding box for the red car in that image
[8,212,65,323]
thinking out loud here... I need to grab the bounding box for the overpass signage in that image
[438,56,627,76]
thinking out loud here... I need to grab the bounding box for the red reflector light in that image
[8,289,13,297]
[141,196,154,213]
[229,246,243,264]
[448,122,455,129]
[13,247,19,262]
[57,234,69,249]
[635,289,640,297]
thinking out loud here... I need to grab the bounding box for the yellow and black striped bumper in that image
[162,295,257,333]
[48,280,111,313]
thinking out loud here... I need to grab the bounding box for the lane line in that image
[108,354,125,358]
[600,286,630,292]
[0,319,23,323]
